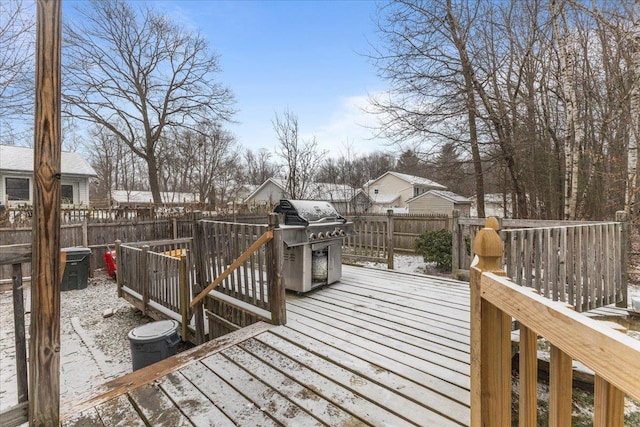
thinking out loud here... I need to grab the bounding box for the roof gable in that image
[244,177,286,202]
[0,145,97,177]
[367,171,446,190]
[406,189,470,204]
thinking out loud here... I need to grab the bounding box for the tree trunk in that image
[146,153,162,204]
[626,6,640,216]
[465,76,485,218]
[552,0,581,220]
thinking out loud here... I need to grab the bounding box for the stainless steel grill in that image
[274,199,354,293]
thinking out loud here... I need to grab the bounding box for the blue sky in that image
[149,0,390,156]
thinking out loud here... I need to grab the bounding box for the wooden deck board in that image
[62,265,472,426]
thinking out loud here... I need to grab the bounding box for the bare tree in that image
[244,148,278,185]
[161,122,237,206]
[63,0,235,203]
[0,0,35,144]
[273,110,327,199]
[371,0,487,217]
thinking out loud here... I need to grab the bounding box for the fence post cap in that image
[472,217,504,272]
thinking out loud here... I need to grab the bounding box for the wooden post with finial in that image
[30,0,63,425]
[469,217,511,427]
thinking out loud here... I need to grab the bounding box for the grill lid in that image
[274,199,346,225]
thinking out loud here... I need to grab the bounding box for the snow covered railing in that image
[470,218,640,427]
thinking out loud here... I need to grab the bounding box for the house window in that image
[414,187,420,197]
[374,189,379,195]
[5,177,30,201]
[61,184,74,204]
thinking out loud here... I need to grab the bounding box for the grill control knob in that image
[309,233,317,241]
[339,229,346,236]
[318,232,325,239]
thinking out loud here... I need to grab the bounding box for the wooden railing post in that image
[191,211,205,344]
[615,210,628,309]
[141,245,149,316]
[12,264,28,405]
[386,209,394,270]
[451,209,460,275]
[179,254,189,341]
[549,344,573,426]
[469,217,510,427]
[267,213,286,325]
[115,240,122,298]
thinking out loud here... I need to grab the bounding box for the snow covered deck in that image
[61,265,471,426]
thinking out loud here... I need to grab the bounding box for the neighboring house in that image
[405,190,471,216]
[243,178,358,214]
[243,178,287,210]
[363,171,447,213]
[470,193,513,218]
[110,190,197,206]
[306,183,356,214]
[0,144,96,207]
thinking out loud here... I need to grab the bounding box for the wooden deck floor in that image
[62,265,471,427]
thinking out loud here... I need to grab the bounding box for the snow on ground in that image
[0,272,145,410]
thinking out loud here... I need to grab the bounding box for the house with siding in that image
[405,189,471,216]
[0,144,96,207]
[363,171,447,213]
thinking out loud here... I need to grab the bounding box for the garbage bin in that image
[61,247,91,291]
[128,320,181,371]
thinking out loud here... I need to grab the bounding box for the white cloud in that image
[300,93,392,157]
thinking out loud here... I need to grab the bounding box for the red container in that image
[104,250,117,279]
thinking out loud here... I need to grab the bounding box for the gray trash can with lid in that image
[61,247,91,291]
[128,320,180,371]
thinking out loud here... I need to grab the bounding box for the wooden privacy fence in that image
[192,215,285,340]
[452,212,629,312]
[116,238,194,341]
[470,220,640,427]
[344,211,450,268]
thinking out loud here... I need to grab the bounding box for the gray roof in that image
[365,171,447,190]
[111,190,197,204]
[0,145,97,177]
[406,189,470,204]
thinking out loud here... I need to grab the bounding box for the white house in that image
[0,145,97,207]
[363,171,447,213]
[243,178,287,209]
[405,189,471,216]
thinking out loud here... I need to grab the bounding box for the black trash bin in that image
[128,320,181,371]
[61,247,91,291]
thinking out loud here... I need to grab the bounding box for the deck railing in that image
[116,238,194,340]
[502,221,627,311]
[453,213,628,311]
[191,214,285,340]
[470,219,640,427]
